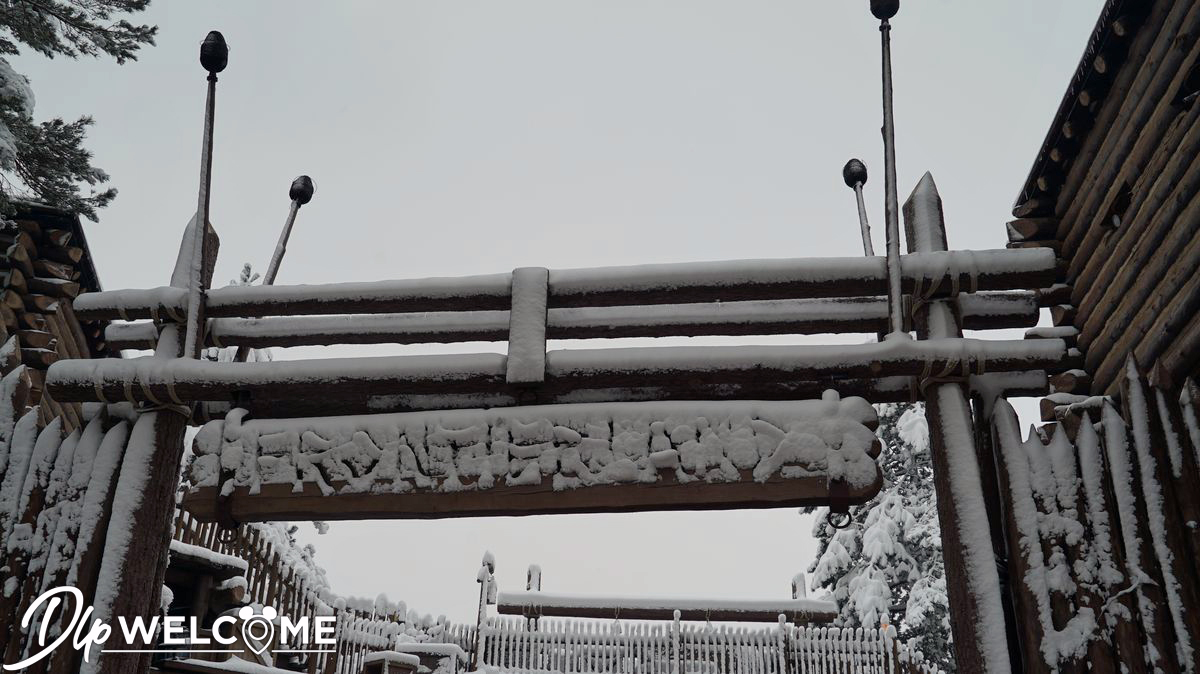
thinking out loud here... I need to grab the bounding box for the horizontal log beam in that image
[189,370,1048,419]
[495,593,838,624]
[181,472,881,523]
[73,248,1057,321]
[47,338,1066,412]
[104,293,1040,351]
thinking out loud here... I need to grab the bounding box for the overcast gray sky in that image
[13,1,1102,623]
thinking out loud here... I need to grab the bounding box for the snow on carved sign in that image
[184,392,882,513]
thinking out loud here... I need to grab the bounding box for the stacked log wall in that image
[1012,0,1200,396]
[0,206,109,436]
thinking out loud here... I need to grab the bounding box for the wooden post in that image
[86,30,226,674]
[671,609,681,674]
[903,172,1012,673]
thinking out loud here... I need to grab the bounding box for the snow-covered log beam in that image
[189,371,1049,419]
[183,472,877,523]
[180,398,884,522]
[495,591,839,623]
[46,338,1065,412]
[103,292,1040,351]
[72,248,1056,321]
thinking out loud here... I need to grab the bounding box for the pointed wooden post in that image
[903,172,1013,673]
[86,31,226,674]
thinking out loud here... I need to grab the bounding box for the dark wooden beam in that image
[181,470,882,523]
[105,293,1040,351]
[496,594,838,624]
[47,339,1066,411]
[72,248,1058,321]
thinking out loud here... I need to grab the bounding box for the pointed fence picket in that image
[473,616,940,674]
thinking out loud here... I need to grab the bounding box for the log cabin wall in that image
[0,203,110,434]
[1013,0,1200,397]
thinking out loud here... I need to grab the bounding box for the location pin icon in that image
[239,606,277,655]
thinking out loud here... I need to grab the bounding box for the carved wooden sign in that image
[182,392,882,522]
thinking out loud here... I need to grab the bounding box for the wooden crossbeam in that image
[183,473,878,523]
[72,248,1056,321]
[104,292,1041,351]
[47,338,1065,411]
[495,592,839,624]
[188,370,1049,419]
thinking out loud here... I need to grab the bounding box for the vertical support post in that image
[88,32,227,674]
[472,556,493,670]
[671,609,681,674]
[903,172,1012,673]
[505,267,549,386]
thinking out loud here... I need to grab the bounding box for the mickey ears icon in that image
[237,605,278,620]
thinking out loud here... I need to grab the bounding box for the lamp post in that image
[872,0,906,338]
[233,176,314,363]
[843,158,874,256]
[184,31,228,359]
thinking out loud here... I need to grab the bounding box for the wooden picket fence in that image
[172,509,335,633]
[475,616,940,674]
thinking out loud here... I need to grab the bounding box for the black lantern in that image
[289,175,315,205]
[870,0,899,20]
[843,158,868,188]
[200,31,228,74]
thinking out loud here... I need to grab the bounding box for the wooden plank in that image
[182,470,882,524]
[71,248,1058,321]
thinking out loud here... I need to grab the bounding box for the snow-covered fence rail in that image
[73,249,1056,321]
[48,337,1066,420]
[476,616,939,674]
[993,361,1200,673]
[170,510,475,674]
[103,292,1043,351]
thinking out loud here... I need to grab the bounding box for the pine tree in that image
[0,1,156,221]
[805,403,954,671]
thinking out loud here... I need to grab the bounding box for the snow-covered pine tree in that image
[805,402,953,671]
[0,1,156,221]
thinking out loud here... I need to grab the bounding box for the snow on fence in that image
[475,616,939,674]
[331,614,473,674]
[171,510,470,674]
[994,362,1200,673]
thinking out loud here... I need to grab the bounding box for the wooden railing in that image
[475,616,941,674]
[172,510,477,674]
